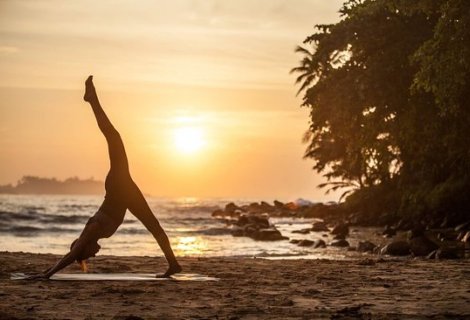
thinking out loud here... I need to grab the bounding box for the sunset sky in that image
[0,0,344,200]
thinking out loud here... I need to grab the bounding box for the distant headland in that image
[0,176,104,195]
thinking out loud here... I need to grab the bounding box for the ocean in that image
[0,195,383,259]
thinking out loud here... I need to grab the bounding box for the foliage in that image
[293,0,470,224]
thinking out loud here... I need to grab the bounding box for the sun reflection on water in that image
[174,236,207,256]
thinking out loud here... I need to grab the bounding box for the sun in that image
[173,126,206,154]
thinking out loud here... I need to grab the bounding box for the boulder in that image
[273,200,284,209]
[225,202,240,213]
[311,221,329,232]
[408,224,426,239]
[260,201,275,213]
[252,228,287,241]
[333,233,347,240]
[380,240,410,256]
[357,241,377,252]
[284,202,298,211]
[313,239,327,248]
[298,239,314,247]
[236,214,269,229]
[330,239,349,247]
[292,228,311,235]
[231,226,244,237]
[409,236,438,256]
[431,247,461,260]
[211,209,225,217]
[331,223,349,238]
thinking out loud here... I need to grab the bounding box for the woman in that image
[30,76,182,279]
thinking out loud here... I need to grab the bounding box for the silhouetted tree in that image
[293,0,470,225]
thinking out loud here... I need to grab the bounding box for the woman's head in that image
[70,239,101,272]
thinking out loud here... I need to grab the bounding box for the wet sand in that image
[0,252,469,319]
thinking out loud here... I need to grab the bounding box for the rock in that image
[260,201,275,213]
[333,233,346,240]
[396,218,412,230]
[409,236,438,256]
[225,202,240,213]
[289,239,301,244]
[357,241,377,252]
[331,223,349,238]
[211,209,225,217]
[273,200,284,209]
[295,198,313,207]
[237,214,250,226]
[313,239,327,248]
[236,214,269,229]
[252,214,270,228]
[455,221,470,232]
[284,202,298,211]
[298,239,314,247]
[408,224,426,239]
[252,228,287,241]
[292,228,311,234]
[311,221,329,232]
[434,247,461,259]
[330,239,349,247]
[231,226,244,237]
[382,225,396,238]
[246,202,262,214]
[380,240,410,256]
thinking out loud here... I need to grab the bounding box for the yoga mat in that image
[11,273,219,281]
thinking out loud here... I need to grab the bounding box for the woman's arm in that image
[28,223,101,279]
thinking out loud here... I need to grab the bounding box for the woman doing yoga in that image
[30,76,182,279]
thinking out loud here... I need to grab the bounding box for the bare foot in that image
[83,75,98,102]
[156,263,182,278]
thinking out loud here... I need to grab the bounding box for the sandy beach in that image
[0,252,469,319]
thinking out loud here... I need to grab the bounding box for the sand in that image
[0,252,469,319]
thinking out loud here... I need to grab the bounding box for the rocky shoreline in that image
[212,200,470,260]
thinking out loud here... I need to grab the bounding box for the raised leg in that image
[84,75,129,174]
[128,184,182,277]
